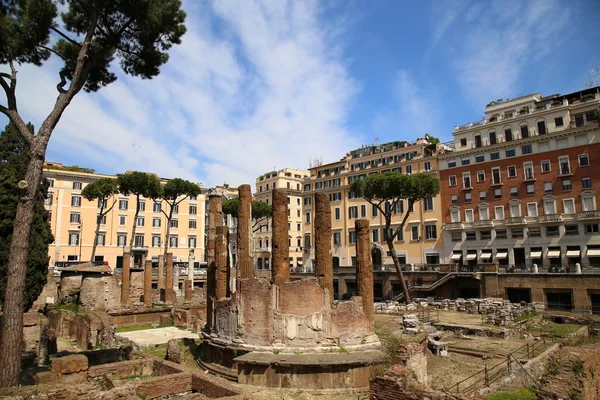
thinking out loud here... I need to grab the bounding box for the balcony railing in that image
[577,210,600,221]
[538,214,563,223]
[256,247,271,252]
[505,217,526,225]
[444,222,464,230]
[473,220,494,228]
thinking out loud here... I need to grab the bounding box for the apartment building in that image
[43,163,206,269]
[302,139,444,270]
[439,87,600,270]
[253,168,309,271]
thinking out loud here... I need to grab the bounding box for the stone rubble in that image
[402,314,419,335]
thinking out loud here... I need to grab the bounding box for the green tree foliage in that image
[44,164,96,173]
[350,172,440,303]
[81,177,119,260]
[158,178,201,259]
[0,123,53,311]
[0,0,186,386]
[117,172,161,249]
[222,197,272,233]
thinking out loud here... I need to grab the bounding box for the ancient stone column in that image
[144,259,152,307]
[207,194,223,265]
[206,261,216,331]
[216,226,229,299]
[165,253,174,304]
[120,252,131,304]
[272,188,290,286]
[355,219,374,333]
[237,184,253,279]
[185,280,192,303]
[315,192,334,304]
[158,254,165,293]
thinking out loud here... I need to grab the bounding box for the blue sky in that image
[2,0,599,188]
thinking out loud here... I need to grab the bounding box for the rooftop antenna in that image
[585,68,599,89]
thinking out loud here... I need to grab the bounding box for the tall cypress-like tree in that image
[0,123,53,311]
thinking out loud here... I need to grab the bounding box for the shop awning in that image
[530,251,542,258]
[547,250,561,258]
[450,253,462,261]
[587,249,600,257]
[480,252,492,259]
[566,250,581,257]
[496,252,508,259]
[466,254,477,260]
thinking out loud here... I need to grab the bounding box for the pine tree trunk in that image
[129,195,140,248]
[163,206,173,261]
[90,204,105,262]
[0,145,45,387]
[386,236,411,304]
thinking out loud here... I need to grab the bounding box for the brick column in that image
[315,192,334,304]
[206,261,216,331]
[185,280,192,303]
[272,188,290,286]
[237,184,253,279]
[216,226,229,299]
[165,253,174,304]
[144,259,152,307]
[186,251,194,303]
[158,254,165,294]
[356,219,374,333]
[207,194,223,265]
[120,252,130,304]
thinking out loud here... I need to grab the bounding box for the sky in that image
[1,0,600,189]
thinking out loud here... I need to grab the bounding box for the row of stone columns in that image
[120,251,175,307]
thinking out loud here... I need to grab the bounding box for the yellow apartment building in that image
[302,138,444,270]
[42,163,206,270]
[253,168,310,271]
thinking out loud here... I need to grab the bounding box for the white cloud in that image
[1,0,361,189]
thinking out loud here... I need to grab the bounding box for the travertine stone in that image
[165,253,174,304]
[207,194,223,265]
[158,254,165,291]
[315,192,333,304]
[356,219,374,333]
[272,188,290,286]
[206,260,216,331]
[121,252,130,304]
[185,280,192,303]
[237,184,253,279]
[144,259,152,307]
[216,226,229,299]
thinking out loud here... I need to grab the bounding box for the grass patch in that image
[516,312,540,322]
[144,346,167,359]
[54,301,79,313]
[484,387,536,400]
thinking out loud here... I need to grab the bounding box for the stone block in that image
[58,371,87,384]
[51,354,88,374]
[34,371,58,385]
[167,339,182,363]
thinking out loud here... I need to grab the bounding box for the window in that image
[424,161,431,172]
[304,197,311,205]
[396,228,404,241]
[451,232,462,242]
[479,191,487,201]
[491,152,500,160]
[575,113,584,127]
[189,219,196,229]
[424,197,434,211]
[372,204,378,217]
[138,200,145,212]
[466,232,476,241]
[70,212,80,224]
[557,138,568,149]
[117,233,127,246]
[477,170,485,182]
[304,234,311,248]
[507,166,517,178]
[449,175,457,186]
[461,158,471,166]
[462,172,471,189]
[335,207,340,220]
[544,182,553,193]
[372,229,378,243]
[189,205,197,215]
[465,209,474,222]
[527,203,538,217]
[579,153,590,167]
[481,231,491,240]
[425,225,437,240]
[489,131,497,144]
[137,216,144,227]
[135,234,144,247]
[479,207,489,220]
[98,214,106,225]
[406,165,413,175]
[119,215,126,226]
[451,210,460,222]
[506,149,516,157]
[544,200,556,215]
[586,224,599,234]
[119,199,128,210]
[495,230,507,239]
[563,198,575,214]
[546,226,560,236]
[333,231,341,245]
[474,135,482,148]
[153,218,161,228]
[44,192,53,205]
[303,184,311,192]
[505,128,513,142]
[464,192,472,203]
[68,232,79,245]
[582,177,592,189]
[528,227,541,237]
[510,186,518,197]
[520,125,529,138]
[152,235,160,247]
[48,179,54,187]
[153,202,161,213]
[537,120,546,135]
[460,138,467,147]
[170,219,178,228]
[94,233,105,246]
[492,168,501,184]
[71,195,81,207]
[189,195,197,201]
[565,225,579,236]
[559,156,571,175]
[297,223,301,231]
[359,204,366,218]
[524,162,534,180]
[494,188,502,199]
[562,179,572,191]
[348,206,358,219]
[172,205,179,214]
[451,194,458,205]
[510,204,521,217]
[555,117,563,127]
[475,155,485,163]
[189,236,197,248]
[586,110,598,122]
[72,181,82,190]
[349,231,356,244]
[541,160,551,173]
[582,197,595,212]
[169,235,178,247]
[411,225,419,241]
[495,206,504,220]
[526,184,535,195]
[448,160,457,168]
[512,228,524,238]
[305,212,311,223]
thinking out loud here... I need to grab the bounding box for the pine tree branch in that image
[51,26,81,46]
[37,45,67,61]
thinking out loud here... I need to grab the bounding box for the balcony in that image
[473,220,494,228]
[538,214,563,223]
[577,210,600,221]
[256,247,271,252]
[505,217,526,226]
[444,222,464,230]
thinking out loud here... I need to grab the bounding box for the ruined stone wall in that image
[370,366,467,400]
[59,275,82,298]
[79,275,121,312]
